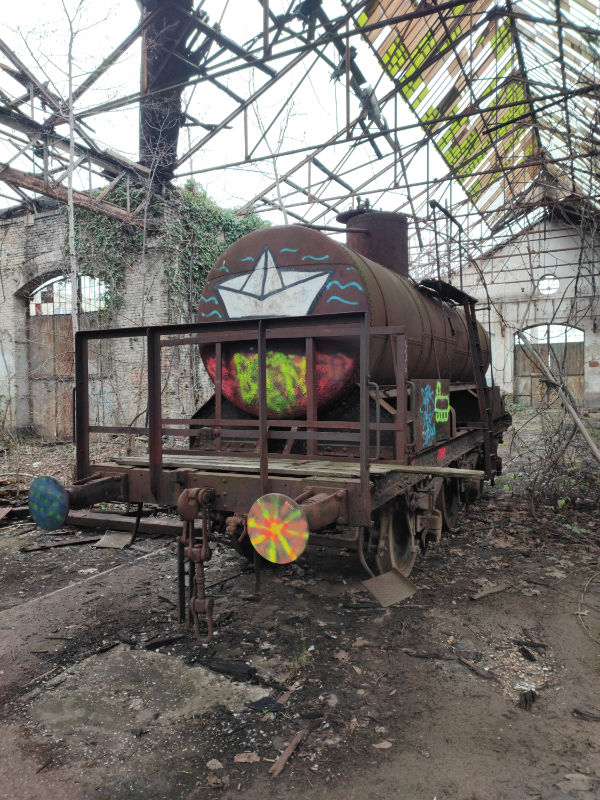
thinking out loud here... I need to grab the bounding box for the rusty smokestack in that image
[336,207,409,278]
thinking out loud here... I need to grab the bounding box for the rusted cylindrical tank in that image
[198,216,489,418]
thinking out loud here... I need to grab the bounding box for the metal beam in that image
[0,163,145,227]
[0,108,150,182]
[174,42,314,169]
[0,38,63,114]
[172,5,277,77]
[42,6,163,130]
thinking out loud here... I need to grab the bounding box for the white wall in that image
[460,219,600,408]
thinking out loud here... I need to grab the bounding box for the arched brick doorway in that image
[27,275,105,439]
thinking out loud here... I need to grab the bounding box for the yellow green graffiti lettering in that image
[233,353,258,408]
[233,351,307,416]
[435,381,450,423]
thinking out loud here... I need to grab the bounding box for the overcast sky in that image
[0,1,451,245]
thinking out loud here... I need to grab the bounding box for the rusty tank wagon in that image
[29,208,510,642]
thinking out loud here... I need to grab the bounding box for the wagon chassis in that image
[64,309,506,637]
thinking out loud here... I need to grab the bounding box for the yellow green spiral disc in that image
[247,493,309,564]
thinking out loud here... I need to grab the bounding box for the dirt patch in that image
[32,645,267,736]
[0,424,599,799]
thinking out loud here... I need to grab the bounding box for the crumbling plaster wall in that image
[0,205,210,437]
[461,220,600,408]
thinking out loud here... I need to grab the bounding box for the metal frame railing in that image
[75,312,408,510]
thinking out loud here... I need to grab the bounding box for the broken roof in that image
[356,0,600,232]
[0,0,598,272]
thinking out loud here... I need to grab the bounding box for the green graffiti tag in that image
[233,351,307,416]
[435,381,450,423]
[235,353,258,409]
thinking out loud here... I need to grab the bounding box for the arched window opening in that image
[28,275,106,316]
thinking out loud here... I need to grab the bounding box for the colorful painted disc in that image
[28,476,69,531]
[247,493,309,564]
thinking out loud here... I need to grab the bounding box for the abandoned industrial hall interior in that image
[0,1,599,798]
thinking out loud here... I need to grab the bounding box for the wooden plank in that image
[113,454,362,475]
[55,380,73,441]
[53,315,74,376]
[369,464,485,479]
[66,510,184,535]
[0,164,145,227]
[21,535,102,552]
[107,455,484,481]
[29,316,55,379]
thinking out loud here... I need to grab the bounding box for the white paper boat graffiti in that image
[216,247,330,318]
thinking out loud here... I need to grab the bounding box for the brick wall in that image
[0,204,214,437]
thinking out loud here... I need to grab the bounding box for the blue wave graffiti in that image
[326,280,364,291]
[280,247,298,253]
[201,310,222,318]
[200,296,218,305]
[240,257,254,262]
[301,254,330,261]
[215,264,229,272]
[326,296,359,306]
[419,384,436,447]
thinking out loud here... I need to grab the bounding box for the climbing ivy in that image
[69,180,265,322]
[70,190,144,319]
[160,180,266,320]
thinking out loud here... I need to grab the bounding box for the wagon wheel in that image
[437,477,460,530]
[374,498,417,576]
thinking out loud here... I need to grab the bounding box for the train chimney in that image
[336,205,409,278]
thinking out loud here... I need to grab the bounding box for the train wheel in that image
[374,499,417,576]
[438,477,460,530]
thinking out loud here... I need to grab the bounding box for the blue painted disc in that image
[28,476,69,531]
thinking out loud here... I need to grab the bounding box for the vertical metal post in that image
[459,228,463,291]
[463,301,493,481]
[244,108,249,161]
[432,203,441,281]
[74,331,89,480]
[394,332,407,463]
[258,320,268,496]
[256,320,268,596]
[345,19,351,139]
[394,94,398,188]
[215,340,222,452]
[263,0,270,58]
[359,314,370,518]
[188,556,196,626]
[447,213,451,282]
[131,501,143,545]
[177,540,186,624]
[426,141,430,208]
[306,336,316,456]
[43,137,49,188]
[147,328,162,502]
[396,333,407,464]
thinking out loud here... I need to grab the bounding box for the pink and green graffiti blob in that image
[204,344,356,418]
